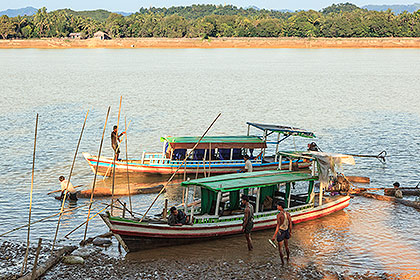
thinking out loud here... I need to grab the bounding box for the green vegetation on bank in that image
[1,3,420,39]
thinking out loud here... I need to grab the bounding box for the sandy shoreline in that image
[1,37,420,49]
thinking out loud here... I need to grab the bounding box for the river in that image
[0,48,419,278]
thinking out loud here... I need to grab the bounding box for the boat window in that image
[172,149,187,160]
[232,148,243,160]
[218,149,231,160]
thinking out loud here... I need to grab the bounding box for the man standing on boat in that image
[242,155,253,172]
[272,201,292,264]
[241,194,254,251]
[59,176,77,201]
[111,125,125,161]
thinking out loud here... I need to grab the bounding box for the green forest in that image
[1,3,420,39]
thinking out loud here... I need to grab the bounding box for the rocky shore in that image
[0,238,399,280]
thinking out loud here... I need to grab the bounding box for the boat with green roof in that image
[100,167,351,252]
[83,122,316,177]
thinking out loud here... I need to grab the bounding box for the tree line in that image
[1,3,420,39]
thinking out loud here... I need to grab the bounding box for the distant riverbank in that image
[1,37,420,49]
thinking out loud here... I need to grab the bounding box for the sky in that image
[1,0,417,12]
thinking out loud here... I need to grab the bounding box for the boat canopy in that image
[247,122,316,138]
[160,136,266,150]
[181,170,318,192]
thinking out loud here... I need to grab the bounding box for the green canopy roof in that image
[160,136,266,150]
[181,170,318,192]
[161,136,264,144]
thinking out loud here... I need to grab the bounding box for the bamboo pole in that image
[139,113,221,223]
[124,117,132,213]
[47,184,83,195]
[83,106,110,242]
[111,97,122,215]
[51,111,88,252]
[21,114,38,275]
[0,203,88,237]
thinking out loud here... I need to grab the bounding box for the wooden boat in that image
[83,123,315,177]
[100,170,350,252]
[384,187,420,196]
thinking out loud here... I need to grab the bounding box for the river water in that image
[0,49,419,278]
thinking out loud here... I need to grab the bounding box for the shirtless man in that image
[271,201,292,264]
[241,194,254,251]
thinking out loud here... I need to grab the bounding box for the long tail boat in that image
[83,123,316,177]
[100,169,351,252]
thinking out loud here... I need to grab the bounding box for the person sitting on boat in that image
[307,142,319,152]
[111,125,125,161]
[393,182,403,199]
[59,176,77,201]
[241,155,253,173]
[241,194,254,251]
[271,201,292,265]
[168,206,189,226]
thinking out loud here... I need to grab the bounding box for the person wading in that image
[59,176,77,201]
[241,194,254,251]
[271,201,292,264]
[111,125,125,161]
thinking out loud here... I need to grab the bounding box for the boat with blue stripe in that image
[82,123,316,177]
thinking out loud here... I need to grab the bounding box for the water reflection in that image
[0,49,419,277]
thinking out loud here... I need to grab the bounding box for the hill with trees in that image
[0,3,420,40]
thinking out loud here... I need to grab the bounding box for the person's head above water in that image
[59,176,65,182]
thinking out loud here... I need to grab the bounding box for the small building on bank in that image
[69,33,81,39]
[94,31,111,40]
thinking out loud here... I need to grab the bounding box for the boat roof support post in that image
[215,191,222,216]
[208,143,211,177]
[256,188,261,213]
[274,133,281,162]
[306,181,315,204]
[184,187,189,213]
[285,183,291,209]
[247,124,250,136]
[319,182,324,206]
[278,155,283,170]
[230,148,233,160]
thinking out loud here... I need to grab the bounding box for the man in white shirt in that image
[59,176,77,201]
[243,155,253,172]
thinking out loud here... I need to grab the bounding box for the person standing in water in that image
[241,194,254,251]
[271,201,292,264]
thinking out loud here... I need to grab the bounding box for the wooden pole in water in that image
[21,113,38,275]
[51,110,89,252]
[139,113,221,223]
[111,96,122,215]
[31,238,42,280]
[83,106,110,243]
[124,117,132,213]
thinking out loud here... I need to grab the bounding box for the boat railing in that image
[147,158,263,166]
[141,152,165,163]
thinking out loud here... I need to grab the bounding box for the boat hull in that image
[101,195,350,252]
[83,152,311,177]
